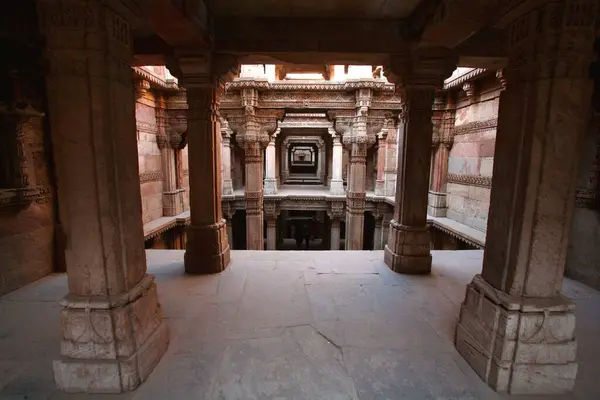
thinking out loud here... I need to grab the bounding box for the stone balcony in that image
[1,250,599,399]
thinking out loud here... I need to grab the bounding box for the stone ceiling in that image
[204,0,422,19]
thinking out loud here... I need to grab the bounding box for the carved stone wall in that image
[136,82,164,224]
[566,105,600,290]
[0,58,55,295]
[446,73,502,232]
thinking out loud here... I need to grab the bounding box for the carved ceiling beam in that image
[140,0,211,48]
[214,17,409,57]
[385,47,457,90]
[418,0,500,49]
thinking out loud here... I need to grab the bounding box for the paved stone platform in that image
[1,250,599,399]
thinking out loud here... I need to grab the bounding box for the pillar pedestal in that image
[427,191,447,217]
[384,222,431,273]
[455,275,577,395]
[184,220,230,273]
[54,276,169,393]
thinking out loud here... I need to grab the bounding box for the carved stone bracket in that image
[264,201,281,221]
[327,200,345,220]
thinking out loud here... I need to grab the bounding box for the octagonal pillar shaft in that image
[455,1,597,394]
[38,0,168,392]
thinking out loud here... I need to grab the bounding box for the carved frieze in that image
[453,118,498,136]
[139,171,164,183]
[447,173,492,189]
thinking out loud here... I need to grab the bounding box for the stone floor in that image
[1,250,600,399]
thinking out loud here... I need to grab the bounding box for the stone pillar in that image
[225,94,281,250]
[178,54,236,273]
[329,135,345,195]
[221,119,234,196]
[428,93,454,217]
[244,139,264,249]
[223,203,235,250]
[38,0,168,392]
[373,217,384,250]
[384,50,455,273]
[327,201,344,250]
[455,2,596,395]
[383,119,398,196]
[374,136,386,196]
[344,137,367,250]
[264,202,279,250]
[264,137,278,194]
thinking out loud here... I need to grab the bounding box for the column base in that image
[263,178,278,195]
[427,190,447,217]
[384,221,431,274]
[184,220,231,273]
[53,276,169,393]
[163,189,186,216]
[329,180,345,196]
[455,275,578,395]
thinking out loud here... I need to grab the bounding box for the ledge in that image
[143,210,190,241]
[427,215,486,249]
[227,78,395,92]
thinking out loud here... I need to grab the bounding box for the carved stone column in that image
[330,133,345,195]
[385,49,456,273]
[374,135,386,196]
[37,0,168,392]
[178,53,237,273]
[344,136,367,250]
[455,1,597,394]
[221,119,234,196]
[227,103,281,250]
[264,201,280,250]
[264,136,278,194]
[428,93,455,217]
[327,200,344,250]
[222,202,235,250]
[383,119,398,196]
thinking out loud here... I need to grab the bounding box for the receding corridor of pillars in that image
[0,0,599,396]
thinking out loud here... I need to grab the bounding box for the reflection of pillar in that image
[264,137,277,194]
[40,1,168,391]
[455,6,595,394]
[330,135,345,195]
[374,137,385,195]
[221,119,234,196]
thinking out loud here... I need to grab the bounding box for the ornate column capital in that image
[174,51,240,91]
[385,47,457,91]
[327,200,345,220]
[264,201,281,221]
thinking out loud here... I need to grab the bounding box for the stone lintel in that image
[456,276,578,395]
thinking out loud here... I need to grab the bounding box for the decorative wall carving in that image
[453,118,498,136]
[447,173,492,188]
[139,171,164,183]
